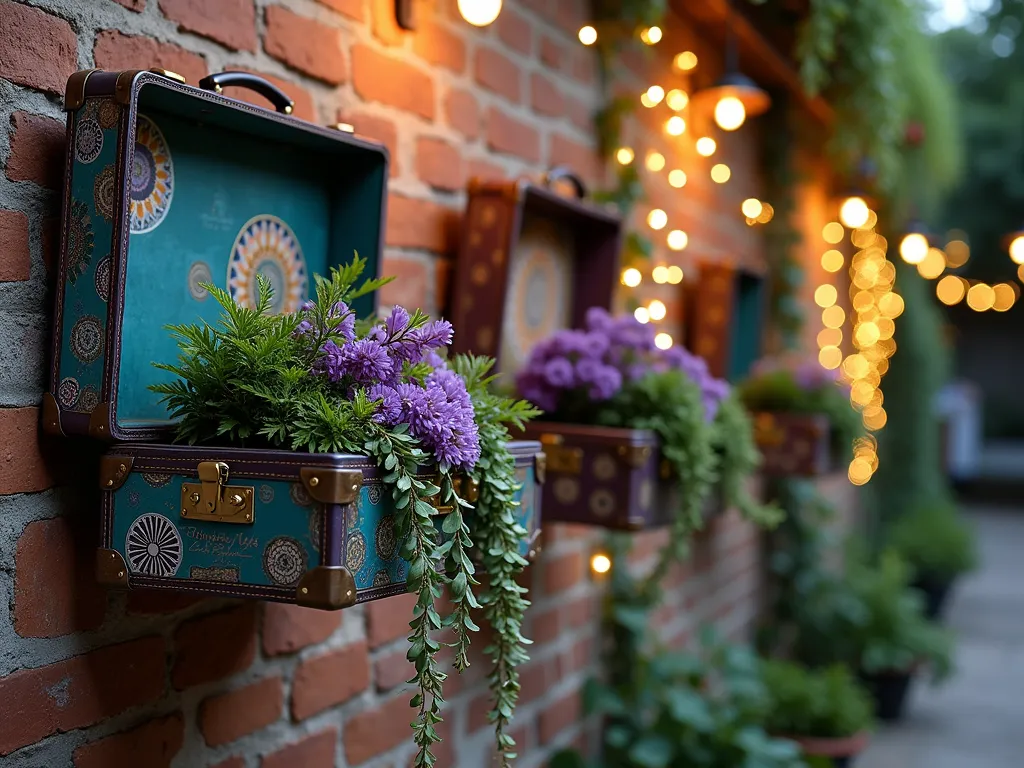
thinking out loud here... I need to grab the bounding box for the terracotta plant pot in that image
[783,731,871,768]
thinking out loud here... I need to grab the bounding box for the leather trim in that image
[96,549,129,587]
[41,392,64,436]
[88,401,113,441]
[296,566,357,610]
[99,454,134,490]
[300,468,363,505]
[64,69,99,111]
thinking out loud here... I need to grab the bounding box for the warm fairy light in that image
[590,553,612,574]
[855,322,881,347]
[668,169,687,188]
[647,208,668,230]
[850,381,875,407]
[666,89,689,111]
[899,233,929,264]
[822,222,845,244]
[578,25,597,45]
[822,305,846,329]
[821,250,845,273]
[616,147,635,165]
[674,51,698,71]
[646,151,666,172]
[652,265,669,284]
[648,299,667,321]
[851,228,876,249]
[667,229,688,251]
[645,85,665,105]
[918,248,946,280]
[666,265,684,284]
[640,93,655,108]
[654,332,673,349]
[945,238,970,268]
[1010,235,1024,265]
[634,307,650,323]
[814,284,838,308]
[741,199,763,219]
[695,137,717,157]
[993,282,1017,312]
[458,0,502,26]
[877,317,896,340]
[714,96,746,131]
[877,292,905,318]
[621,267,642,287]
[1018,264,1024,283]
[756,202,775,223]
[966,283,995,311]
[843,354,869,380]
[848,457,873,486]
[817,328,843,348]
[640,26,662,44]
[936,275,966,306]
[839,196,870,229]
[710,164,731,183]
[862,406,887,431]
[818,346,842,369]
[666,116,686,136]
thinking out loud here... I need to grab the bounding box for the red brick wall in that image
[0,0,851,766]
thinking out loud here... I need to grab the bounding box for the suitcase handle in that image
[198,71,296,115]
[543,166,587,199]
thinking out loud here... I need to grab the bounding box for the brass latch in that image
[181,461,255,524]
[539,435,583,475]
[424,474,479,513]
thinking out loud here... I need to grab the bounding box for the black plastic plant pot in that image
[861,670,914,722]
[912,574,954,621]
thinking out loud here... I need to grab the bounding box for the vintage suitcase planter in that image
[753,411,835,477]
[45,68,387,442]
[98,441,543,608]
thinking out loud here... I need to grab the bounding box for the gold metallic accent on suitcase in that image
[150,68,186,84]
[65,69,100,111]
[617,444,653,468]
[423,474,478,513]
[540,440,583,475]
[181,461,255,525]
[534,452,546,484]
[331,122,355,132]
[100,455,134,491]
[296,566,357,610]
[96,548,129,587]
[88,401,112,440]
[300,468,362,505]
[41,392,64,436]
[753,412,785,447]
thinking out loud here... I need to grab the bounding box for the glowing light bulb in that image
[578,25,597,45]
[458,0,502,26]
[814,284,838,308]
[756,202,774,223]
[710,164,731,183]
[741,199,763,219]
[634,307,650,323]
[821,250,844,273]
[822,222,844,244]
[616,147,634,165]
[668,169,687,188]
[714,96,746,131]
[993,282,1017,311]
[640,26,662,44]
[936,276,965,306]
[1010,235,1024,265]
[645,85,665,106]
[648,209,668,231]
[819,346,842,369]
[667,229,688,251]
[648,299,667,321]
[666,266,684,284]
[822,305,845,329]
[917,248,946,280]
[645,151,665,172]
[899,233,929,264]
[666,89,689,111]
[966,283,995,311]
[695,137,716,156]
[674,51,698,71]
[839,196,870,229]
[621,268,642,287]
[590,553,612,574]
[654,332,673,349]
[652,266,669,284]
[665,116,686,136]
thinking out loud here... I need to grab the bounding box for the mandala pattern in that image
[262,536,307,587]
[228,215,307,315]
[128,490,141,507]
[93,165,116,222]
[98,100,120,129]
[290,482,313,507]
[258,484,274,504]
[75,118,103,164]
[66,199,94,284]
[70,316,104,364]
[188,261,212,301]
[373,570,391,587]
[191,565,239,583]
[308,508,322,553]
[125,513,182,576]
[375,515,397,561]
[94,255,111,303]
[57,377,80,409]
[367,484,382,505]
[130,115,173,234]
[346,531,366,572]
[79,386,100,413]
[142,472,173,488]
[588,489,616,519]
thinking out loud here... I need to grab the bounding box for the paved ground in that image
[860,506,1024,768]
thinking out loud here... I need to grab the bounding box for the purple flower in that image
[293,319,313,338]
[314,340,345,381]
[338,339,394,384]
[576,358,622,400]
[413,319,454,349]
[330,302,356,342]
[384,306,411,339]
[368,383,403,425]
[585,306,615,333]
[543,358,575,388]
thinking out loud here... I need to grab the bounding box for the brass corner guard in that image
[99,455,133,491]
[617,444,653,468]
[88,401,112,440]
[65,69,99,111]
[96,549,129,587]
[300,468,362,505]
[41,393,64,436]
[181,461,254,525]
[296,566,357,610]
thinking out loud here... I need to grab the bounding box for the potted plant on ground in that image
[760,660,874,767]
[886,498,977,620]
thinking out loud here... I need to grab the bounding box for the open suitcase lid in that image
[47,69,389,441]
